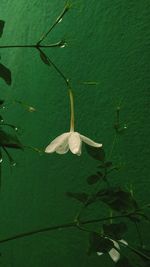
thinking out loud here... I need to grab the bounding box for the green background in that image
[0,0,150,266]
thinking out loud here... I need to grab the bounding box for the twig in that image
[0,42,62,49]
[0,213,138,244]
[37,47,70,88]
[134,221,144,248]
[37,2,70,45]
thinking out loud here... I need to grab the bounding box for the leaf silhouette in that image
[96,187,138,213]
[0,63,12,85]
[0,130,23,149]
[88,232,113,255]
[87,174,101,185]
[39,50,51,66]
[0,20,5,38]
[103,222,127,240]
[85,145,105,161]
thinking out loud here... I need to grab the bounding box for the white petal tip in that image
[45,146,54,153]
[97,252,103,256]
[119,239,128,246]
[97,144,102,147]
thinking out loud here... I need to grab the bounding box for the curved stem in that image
[69,89,75,131]
[36,47,74,132]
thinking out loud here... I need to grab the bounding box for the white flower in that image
[97,239,128,263]
[45,89,102,156]
[45,131,102,156]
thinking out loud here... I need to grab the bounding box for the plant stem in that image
[69,89,75,131]
[37,3,70,45]
[108,133,117,159]
[37,47,70,87]
[0,42,62,49]
[2,146,14,164]
[134,221,144,248]
[0,213,138,244]
[0,214,149,261]
[125,243,150,261]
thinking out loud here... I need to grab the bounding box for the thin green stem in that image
[0,214,149,261]
[2,146,14,164]
[0,213,139,244]
[108,133,117,159]
[0,123,17,130]
[0,42,63,49]
[134,221,144,248]
[37,47,70,87]
[36,48,74,132]
[37,2,70,45]
[124,243,150,261]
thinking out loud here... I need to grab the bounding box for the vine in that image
[0,2,149,267]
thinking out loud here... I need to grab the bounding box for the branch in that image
[37,2,70,45]
[0,41,65,49]
[37,47,70,88]
[0,214,135,244]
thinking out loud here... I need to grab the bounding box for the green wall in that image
[0,0,150,266]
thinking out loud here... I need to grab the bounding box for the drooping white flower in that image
[45,89,102,156]
[97,239,128,263]
[45,131,102,156]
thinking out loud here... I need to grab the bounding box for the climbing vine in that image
[0,2,149,267]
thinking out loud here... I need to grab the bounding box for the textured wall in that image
[0,0,150,266]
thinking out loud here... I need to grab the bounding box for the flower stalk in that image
[69,89,75,131]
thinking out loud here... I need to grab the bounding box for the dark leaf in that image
[105,161,113,168]
[39,51,51,66]
[0,115,3,122]
[66,192,89,203]
[85,145,105,161]
[0,20,5,38]
[116,257,133,267]
[96,187,138,213]
[97,171,103,177]
[103,222,127,240]
[0,100,4,106]
[0,63,11,85]
[0,130,23,149]
[88,232,113,255]
[87,174,100,185]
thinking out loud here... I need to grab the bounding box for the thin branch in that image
[37,47,70,88]
[0,222,74,244]
[125,243,150,261]
[134,221,144,248]
[37,2,70,45]
[0,214,149,261]
[0,42,64,49]
[0,214,135,244]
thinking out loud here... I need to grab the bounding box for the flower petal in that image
[80,134,102,148]
[68,132,82,155]
[56,142,69,154]
[97,252,103,256]
[112,240,120,250]
[45,132,70,153]
[119,239,128,246]
[108,248,120,263]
